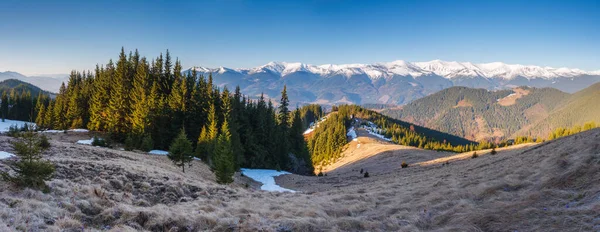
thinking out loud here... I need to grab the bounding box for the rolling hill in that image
[382,85,599,141]
[0,79,54,97]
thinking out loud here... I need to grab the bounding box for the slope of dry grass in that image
[1,129,599,231]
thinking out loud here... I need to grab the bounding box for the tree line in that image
[32,48,313,180]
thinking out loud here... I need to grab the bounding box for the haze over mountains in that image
[187,60,600,105]
[0,71,67,93]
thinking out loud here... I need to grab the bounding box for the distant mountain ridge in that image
[0,71,67,93]
[382,83,600,141]
[186,60,600,105]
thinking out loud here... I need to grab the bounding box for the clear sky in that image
[0,0,598,75]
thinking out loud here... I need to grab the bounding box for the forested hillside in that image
[524,82,600,137]
[0,79,52,122]
[382,86,570,141]
[31,48,313,174]
[308,105,486,168]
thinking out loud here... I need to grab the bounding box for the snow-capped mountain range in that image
[186,60,600,106]
[190,60,599,81]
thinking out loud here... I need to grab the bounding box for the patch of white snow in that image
[149,150,169,155]
[240,168,295,192]
[0,151,15,159]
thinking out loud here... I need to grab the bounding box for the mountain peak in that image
[188,60,598,81]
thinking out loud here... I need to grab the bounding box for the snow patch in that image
[0,151,15,159]
[361,121,392,142]
[0,119,34,132]
[347,127,358,141]
[240,168,295,192]
[303,116,327,135]
[77,138,94,145]
[149,150,169,155]
[43,128,90,133]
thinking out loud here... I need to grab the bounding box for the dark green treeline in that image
[34,48,313,174]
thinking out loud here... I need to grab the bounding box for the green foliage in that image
[1,130,55,191]
[35,48,311,174]
[547,121,599,140]
[91,137,109,147]
[140,134,154,152]
[214,120,235,184]
[382,86,570,140]
[168,129,194,173]
[124,134,136,151]
[39,134,51,149]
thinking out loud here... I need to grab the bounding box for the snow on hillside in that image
[189,60,598,81]
[347,127,358,141]
[303,116,328,135]
[0,119,34,132]
[0,151,15,159]
[77,138,94,145]
[149,150,169,155]
[240,168,295,192]
[361,121,392,142]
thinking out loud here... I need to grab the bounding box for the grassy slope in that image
[382,86,570,141]
[523,82,600,137]
[1,128,599,231]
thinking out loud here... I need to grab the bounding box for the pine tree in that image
[168,128,194,173]
[214,120,234,184]
[130,57,150,135]
[88,64,112,131]
[206,103,219,167]
[195,126,210,161]
[0,129,55,191]
[107,48,131,139]
[1,92,7,122]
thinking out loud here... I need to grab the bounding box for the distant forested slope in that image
[382,86,570,141]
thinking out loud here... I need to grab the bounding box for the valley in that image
[1,119,598,231]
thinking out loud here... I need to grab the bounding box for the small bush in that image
[0,130,55,190]
[360,168,364,174]
[364,172,369,178]
[140,134,154,152]
[39,134,51,149]
[124,134,136,151]
[317,172,324,177]
[401,161,409,168]
[490,148,497,155]
[92,137,109,147]
[472,152,478,159]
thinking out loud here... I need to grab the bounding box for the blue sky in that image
[0,0,598,75]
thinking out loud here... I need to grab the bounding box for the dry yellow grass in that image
[1,128,599,231]
[497,87,530,106]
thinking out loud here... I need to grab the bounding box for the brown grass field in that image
[1,128,599,231]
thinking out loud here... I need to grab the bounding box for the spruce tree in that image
[206,103,219,167]
[1,92,7,122]
[0,129,55,191]
[195,126,210,161]
[130,57,150,135]
[107,48,131,139]
[168,128,194,173]
[214,120,234,184]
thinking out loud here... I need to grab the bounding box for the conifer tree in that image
[195,126,210,161]
[168,128,193,173]
[214,120,234,184]
[0,92,7,122]
[130,57,150,135]
[206,103,219,166]
[0,129,55,190]
[107,48,131,139]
